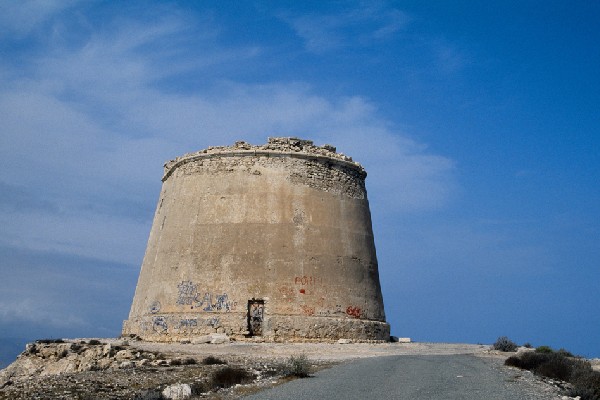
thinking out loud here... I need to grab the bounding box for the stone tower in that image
[122,137,389,341]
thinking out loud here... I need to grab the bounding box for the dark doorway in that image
[247,300,264,336]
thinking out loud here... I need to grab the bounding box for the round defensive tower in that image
[123,137,389,341]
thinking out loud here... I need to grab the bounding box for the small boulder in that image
[337,339,352,344]
[119,361,134,369]
[210,334,230,344]
[191,335,212,344]
[162,383,192,400]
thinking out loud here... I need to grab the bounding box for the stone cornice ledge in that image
[162,137,366,182]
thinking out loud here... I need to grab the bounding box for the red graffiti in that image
[346,306,361,319]
[299,289,306,294]
[294,276,323,286]
[301,305,315,316]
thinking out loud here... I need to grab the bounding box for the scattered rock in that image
[191,335,212,344]
[162,383,192,400]
[119,361,134,369]
[337,339,352,344]
[210,334,230,344]
[517,347,536,355]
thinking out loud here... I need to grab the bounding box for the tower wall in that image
[123,138,389,341]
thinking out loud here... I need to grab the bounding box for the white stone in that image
[337,339,352,344]
[119,361,134,369]
[162,383,192,400]
[516,347,535,355]
[115,349,135,360]
[191,335,212,344]
[210,334,230,344]
[397,338,411,343]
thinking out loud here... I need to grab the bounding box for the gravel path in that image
[129,340,492,361]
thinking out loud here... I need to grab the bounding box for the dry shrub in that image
[506,352,551,371]
[210,366,253,388]
[282,354,311,378]
[493,336,518,352]
[505,348,600,400]
[202,355,226,365]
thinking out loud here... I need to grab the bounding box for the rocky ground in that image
[1,337,597,399]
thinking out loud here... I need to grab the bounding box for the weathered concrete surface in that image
[123,137,389,342]
[242,355,565,400]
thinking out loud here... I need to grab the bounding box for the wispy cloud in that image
[0,0,79,37]
[432,39,470,74]
[281,2,410,53]
[0,6,454,265]
[0,299,88,329]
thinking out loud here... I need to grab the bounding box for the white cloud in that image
[0,5,454,266]
[282,3,410,53]
[0,298,88,329]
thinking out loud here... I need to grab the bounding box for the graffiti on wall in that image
[179,318,198,328]
[152,316,168,333]
[278,285,295,300]
[147,316,222,333]
[149,301,161,314]
[175,280,237,312]
[345,306,362,319]
[301,305,315,316]
[176,281,198,305]
[197,293,236,312]
[294,276,323,286]
[294,276,325,295]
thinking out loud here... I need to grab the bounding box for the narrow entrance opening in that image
[247,299,264,336]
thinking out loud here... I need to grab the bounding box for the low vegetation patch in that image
[210,366,254,389]
[202,355,226,365]
[505,345,600,400]
[492,336,518,352]
[281,354,311,378]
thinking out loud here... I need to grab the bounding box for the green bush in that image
[535,345,554,354]
[492,336,518,352]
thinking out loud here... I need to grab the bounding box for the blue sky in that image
[1,0,599,362]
